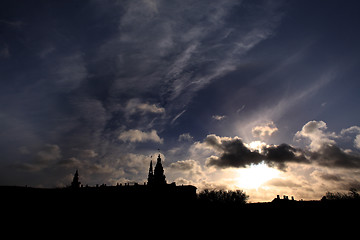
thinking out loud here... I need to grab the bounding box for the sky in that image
[1,0,360,202]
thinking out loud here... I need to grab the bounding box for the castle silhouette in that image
[69,154,197,202]
[1,154,197,221]
[147,154,167,186]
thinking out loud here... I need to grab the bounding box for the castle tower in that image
[71,169,81,188]
[147,160,154,185]
[153,154,166,185]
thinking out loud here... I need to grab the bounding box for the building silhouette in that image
[0,154,197,215]
[147,159,153,185]
[148,154,166,186]
[64,154,197,203]
[71,169,81,188]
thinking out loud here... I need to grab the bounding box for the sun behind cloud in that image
[235,162,280,189]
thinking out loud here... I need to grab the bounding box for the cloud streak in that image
[97,0,285,114]
[124,99,165,116]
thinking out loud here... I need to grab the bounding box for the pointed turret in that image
[147,160,154,185]
[71,169,81,188]
[153,154,166,185]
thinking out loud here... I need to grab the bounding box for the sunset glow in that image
[235,162,280,190]
[1,1,360,203]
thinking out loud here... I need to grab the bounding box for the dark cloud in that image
[14,144,62,172]
[205,136,263,168]
[263,144,309,170]
[169,159,204,181]
[310,144,360,169]
[294,120,360,169]
[205,133,360,171]
[204,135,308,170]
[57,157,81,169]
[318,173,344,182]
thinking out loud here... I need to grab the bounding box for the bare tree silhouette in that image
[322,188,360,201]
[198,189,249,205]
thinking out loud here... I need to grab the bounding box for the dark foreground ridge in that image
[2,184,360,226]
[2,186,360,235]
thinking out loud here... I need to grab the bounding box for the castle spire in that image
[71,169,81,188]
[153,154,166,185]
[147,159,154,185]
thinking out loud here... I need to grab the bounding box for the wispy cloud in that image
[0,19,24,28]
[15,144,61,172]
[235,70,337,141]
[118,129,163,144]
[0,0,288,187]
[0,45,10,58]
[96,0,285,114]
[51,52,87,92]
[124,98,165,116]
[212,115,227,121]
[252,122,278,139]
[178,133,193,142]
